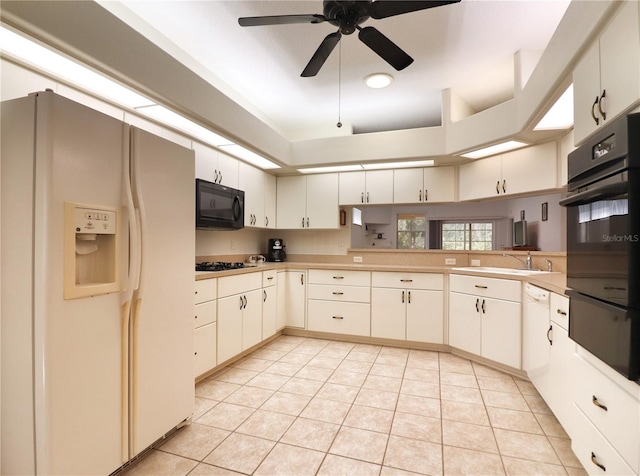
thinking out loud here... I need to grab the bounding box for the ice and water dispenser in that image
[64,202,122,299]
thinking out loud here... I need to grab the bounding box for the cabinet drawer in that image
[308,284,371,303]
[307,300,370,336]
[195,278,217,304]
[218,272,262,298]
[550,292,569,330]
[308,269,371,286]
[450,274,521,302]
[372,272,443,290]
[572,404,636,476]
[195,300,217,329]
[574,354,640,472]
[194,322,217,378]
[262,269,277,287]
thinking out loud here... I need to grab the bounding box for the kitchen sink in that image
[452,266,557,276]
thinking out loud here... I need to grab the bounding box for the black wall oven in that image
[560,112,640,381]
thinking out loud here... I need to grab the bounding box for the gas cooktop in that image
[195,262,248,272]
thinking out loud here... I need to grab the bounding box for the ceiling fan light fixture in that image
[364,73,394,89]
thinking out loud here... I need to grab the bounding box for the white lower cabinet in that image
[277,270,307,329]
[194,279,217,378]
[371,272,444,343]
[449,274,522,369]
[217,273,263,364]
[307,269,371,337]
[262,270,277,339]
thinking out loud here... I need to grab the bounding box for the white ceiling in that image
[106,0,570,142]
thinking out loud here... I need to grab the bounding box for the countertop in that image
[196,262,568,295]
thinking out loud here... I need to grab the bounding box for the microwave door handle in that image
[559,181,628,207]
[232,196,241,221]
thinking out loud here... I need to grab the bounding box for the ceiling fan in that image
[238,0,461,77]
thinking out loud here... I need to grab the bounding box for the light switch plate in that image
[353,256,363,263]
[445,258,456,265]
[471,259,481,266]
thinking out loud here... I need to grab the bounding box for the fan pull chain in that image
[337,41,342,128]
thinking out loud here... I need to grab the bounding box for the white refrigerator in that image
[1,91,195,475]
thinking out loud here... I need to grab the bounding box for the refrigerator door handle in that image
[130,128,146,299]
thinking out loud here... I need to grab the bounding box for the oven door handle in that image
[559,181,627,207]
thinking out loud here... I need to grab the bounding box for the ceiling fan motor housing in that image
[324,0,370,35]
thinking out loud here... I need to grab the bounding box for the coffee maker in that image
[267,238,286,262]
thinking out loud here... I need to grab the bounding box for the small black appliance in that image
[267,239,286,262]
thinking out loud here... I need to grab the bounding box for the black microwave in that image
[195,179,245,230]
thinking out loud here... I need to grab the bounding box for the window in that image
[397,214,426,249]
[441,221,494,250]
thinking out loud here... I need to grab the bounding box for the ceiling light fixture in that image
[364,73,393,89]
[461,140,528,159]
[298,159,434,174]
[534,84,574,130]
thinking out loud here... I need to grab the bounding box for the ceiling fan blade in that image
[238,14,325,27]
[367,0,460,20]
[301,31,342,77]
[358,26,413,71]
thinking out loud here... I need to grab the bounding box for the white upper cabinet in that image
[573,1,640,145]
[193,142,239,189]
[277,174,339,229]
[264,173,276,229]
[239,162,264,228]
[394,166,456,204]
[339,170,393,205]
[458,142,558,201]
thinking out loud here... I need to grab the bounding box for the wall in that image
[507,193,566,251]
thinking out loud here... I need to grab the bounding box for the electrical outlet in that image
[353,256,363,263]
[445,258,456,265]
[471,259,481,266]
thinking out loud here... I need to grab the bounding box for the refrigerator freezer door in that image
[129,127,195,455]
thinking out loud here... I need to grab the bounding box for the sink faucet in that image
[502,251,532,269]
[544,259,553,272]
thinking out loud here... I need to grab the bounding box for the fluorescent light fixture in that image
[534,84,574,130]
[461,140,528,159]
[298,165,364,174]
[0,26,153,109]
[136,105,233,147]
[364,73,393,89]
[361,160,434,170]
[219,144,280,170]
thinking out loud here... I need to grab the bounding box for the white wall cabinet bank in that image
[449,274,522,369]
[307,269,371,337]
[371,272,444,343]
[194,279,217,378]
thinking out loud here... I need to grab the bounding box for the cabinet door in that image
[216,151,239,188]
[423,166,456,202]
[406,290,444,344]
[371,287,406,340]
[306,173,339,229]
[262,286,277,339]
[217,294,244,364]
[264,173,277,229]
[242,289,263,351]
[573,41,602,145]
[193,142,219,182]
[365,170,394,204]
[547,325,575,433]
[393,168,423,204]
[481,298,521,368]
[501,142,557,195]
[458,155,502,201]
[599,0,640,132]
[277,175,307,228]
[448,292,481,355]
[194,322,217,378]
[339,171,366,205]
[278,271,306,328]
[239,162,265,228]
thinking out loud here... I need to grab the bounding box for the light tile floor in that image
[120,336,587,476]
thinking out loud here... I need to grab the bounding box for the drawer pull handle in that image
[592,395,608,412]
[475,285,488,289]
[400,279,413,283]
[332,292,344,295]
[333,276,344,280]
[591,452,606,472]
[556,309,567,316]
[267,276,274,280]
[332,316,344,320]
